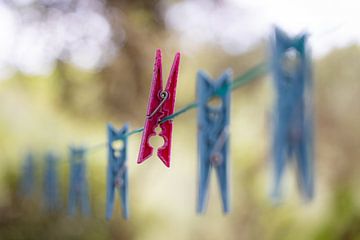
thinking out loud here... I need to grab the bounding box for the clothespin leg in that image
[272,124,287,201]
[215,160,229,213]
[106,175,115,220]
[119,170,129,220]
[296,135,314,201]
[158,123,172,167]
[81,183,91,216]
[44,156,60,212]
[68,187,76,215]
[197,161,211,214]
[20,154,34,197]
[157,52,181,167]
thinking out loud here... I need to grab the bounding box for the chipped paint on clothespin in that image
[138,49,181,167]
[106,123,129,220]
[270,27,314,201]
[20,152,35,197]
[197,70,232,214]
[43,152,60,211]
[68,146,90,216]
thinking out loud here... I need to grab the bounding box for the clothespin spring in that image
[146,91,169,119]
[115,165,127,187]
[210,127,229,167]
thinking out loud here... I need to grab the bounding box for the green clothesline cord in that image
[86,61,268,151]
[160,61,268,123]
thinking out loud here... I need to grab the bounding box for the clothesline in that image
[84,61,268,153]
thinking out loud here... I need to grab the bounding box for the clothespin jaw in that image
[20,152,35,197]
[270,27,314,201]
[197,70,232,214]
[44,152,60,211]
[272,27,310,88]
[68,146,90,216]
[273,27,308,52]
[137,49,181,167]
[106,123,129,220]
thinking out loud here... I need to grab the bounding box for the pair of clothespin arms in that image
[270,27,314,201]
[20,152,35,197]
[106,123,129,219]
[43,152,60,211]
[68,146,90,215]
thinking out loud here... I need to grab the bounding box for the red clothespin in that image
[137,49,181,167]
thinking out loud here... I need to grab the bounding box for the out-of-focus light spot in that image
[0,5,18,62]
[165,0,360,57]
[12,0,35,7]
[63,10,115,70]
[13,25,55,75]
[164,0,268,55]
[0,1,119,80]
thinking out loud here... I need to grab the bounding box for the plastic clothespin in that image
[197,70,232,214]
[20,152,35,197]
[68,146,90,216]
[270,27,314,201]
[43,152,60,211]
[137,49,181,167]
[106,123,129,220]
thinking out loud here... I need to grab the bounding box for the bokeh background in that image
[0,0,359,239]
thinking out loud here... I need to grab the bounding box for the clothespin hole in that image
[149,126,165,150]
[207,96,223,109]
[112,140,124,150]
[282,48,300,79]
[112,140,123,158]
[114,152,121,158]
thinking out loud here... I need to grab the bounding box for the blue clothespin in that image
[197,70,232,214]
[43,152,60,211]
[106,123,129,220]
[20,152,35,197]
[270,27,314,201]
[68,146,90,216]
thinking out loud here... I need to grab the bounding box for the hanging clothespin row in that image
[20,151,35,197]
[197,70,232,214]
[106,123,129,220]
[68,146,90,216]
[138,49,181,167]
[270,27,314,201]
[43,152,61,211]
